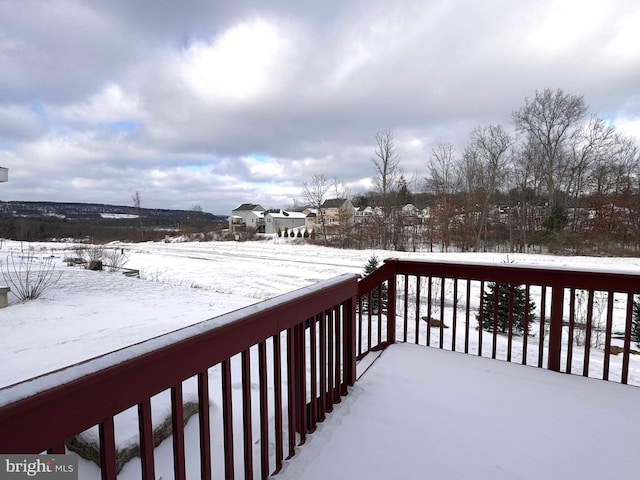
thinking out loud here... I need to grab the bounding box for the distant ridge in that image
[0,201,225,221]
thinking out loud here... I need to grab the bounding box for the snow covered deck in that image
[276,343,640,480]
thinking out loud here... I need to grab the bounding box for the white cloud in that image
[58,84,143,125]
[180,18,295,102]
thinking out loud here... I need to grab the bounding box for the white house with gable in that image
[228,203,265,233]
[264,210,307,235]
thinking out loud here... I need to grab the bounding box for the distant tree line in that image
[0,215,226,243]
[308,88,640,255]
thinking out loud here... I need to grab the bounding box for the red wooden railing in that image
[0,274,358,480]
[1,259,639,479]
[356,259,640,386]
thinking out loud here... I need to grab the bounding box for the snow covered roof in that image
[265,210,307,219]
[233,203,265,212]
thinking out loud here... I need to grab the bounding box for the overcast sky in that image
[1,0,639,215]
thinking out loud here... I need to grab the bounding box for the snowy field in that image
[1,239,640,479]
[3,238,640,388]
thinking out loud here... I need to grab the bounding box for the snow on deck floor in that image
[275,343,640,480]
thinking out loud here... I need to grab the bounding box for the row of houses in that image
[228,200,437,235]
[228,200,360,235]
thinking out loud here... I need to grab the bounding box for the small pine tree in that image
[277,228,282,238]
[362,254,387,313]
[632,297,640,348]
[480,282,536,335]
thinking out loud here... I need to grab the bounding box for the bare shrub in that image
[104,248,129,272]
[1,252,61,301]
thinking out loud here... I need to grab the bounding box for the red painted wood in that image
[137,399,155,480]
[548,287,564,372]
[171,384,186,480]
[272,333,284,474]
[258,341,269,479]
[241,349,253,479]
[98,417,116,480]
[197,371,211,480]
[221,359,234,480]
[622,294,634,384]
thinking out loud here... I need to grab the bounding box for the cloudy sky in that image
[1,0,639,215]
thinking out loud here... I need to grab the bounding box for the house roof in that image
[233,203,265,212]
[320,198,349,209]
[265,210,307,219]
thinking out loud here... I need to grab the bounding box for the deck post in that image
[383,259,398,345]
[343,295,357,390]
[548,286,564,372]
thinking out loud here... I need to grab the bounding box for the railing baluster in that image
[439,278,445,349]
[241,349,253,479]
[621,294,634,384]
[334,307,342,404]
[197,371,211,480]
[171,383,186,480]
[426,277,432,347]
[357,295,363,356]
[327,310,335,412]
[522,285,530,365]
[387,274,396,345]
[377,285,383,345]
[538,287,547,369]
[344,297,357,389]
[258,341,269,480]
[221,359,234,480]
[452,279,458,352]
[415,275,421,344]
[566,289,576,374]
[403,274,409,343]
[99,416,117,480]
[309,316,318,431]
[603,292,615,381]
[583,291,594,377]
[507,285,514,362]
[319,312,327,420]
[492,284,499,359]
[548,286,564,372]
[367,291,372,351]
[272,333,284,474]
[464,280,471,354]
[478,280,484,357]
[138,398,155,480]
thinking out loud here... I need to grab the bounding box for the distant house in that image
[321,198,355,225]
[354,205,374,221]
[228,203,265,233]
[264,210,307,235]
[306,198,355,234]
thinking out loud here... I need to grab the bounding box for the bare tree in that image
[302,174,331,245]
[372,130,402,249]
[512,88,588,211]
[427,143,459,252]
[463,125,513,251]
[132,191,143,239]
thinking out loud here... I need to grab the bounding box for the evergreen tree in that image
[362,255,387,313]
[632,297,640,348]
[480,282,535,335]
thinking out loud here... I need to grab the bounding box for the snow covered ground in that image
[1,238,639,479]
[275,343,640,480]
